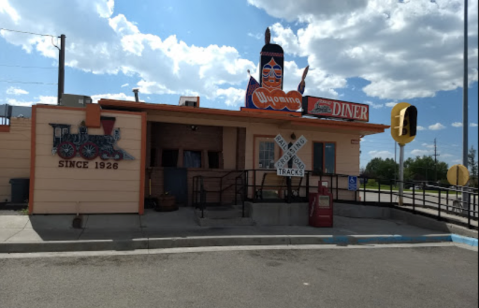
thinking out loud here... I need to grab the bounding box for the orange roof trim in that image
[98,99,390,133]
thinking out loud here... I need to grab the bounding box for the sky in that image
[0,0,478,169]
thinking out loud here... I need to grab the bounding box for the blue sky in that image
[1,0,478,168]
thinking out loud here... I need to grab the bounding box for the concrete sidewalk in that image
[0,207,477,253]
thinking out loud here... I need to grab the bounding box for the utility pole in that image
[463,0,469,206]
[395,142,397,181]
[57,34,66,105]
[434,138,440,182]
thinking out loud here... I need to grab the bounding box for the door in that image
[164,167,188,206]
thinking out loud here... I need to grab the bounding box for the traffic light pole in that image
[399,144,405,206]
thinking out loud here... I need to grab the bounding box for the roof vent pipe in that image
[132,88,139,102]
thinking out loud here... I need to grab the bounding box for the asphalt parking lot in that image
[0,245,477,308]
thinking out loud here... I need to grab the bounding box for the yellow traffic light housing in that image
[391,102,418,145]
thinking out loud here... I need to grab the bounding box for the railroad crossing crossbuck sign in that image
[274,134,307,177]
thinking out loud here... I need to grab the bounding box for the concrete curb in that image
[451,234,478,247]
[2,234,474,254]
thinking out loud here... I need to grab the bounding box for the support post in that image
[57,34,66,105]
[398,144,405,206]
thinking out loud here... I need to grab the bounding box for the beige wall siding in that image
[32,107,143,214]
[244,123,361,175]
[0,118,31,202]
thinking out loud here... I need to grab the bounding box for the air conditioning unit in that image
[178,96,200,108]
[60,94,92,108]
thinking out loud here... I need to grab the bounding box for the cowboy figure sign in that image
[244,28,309,113]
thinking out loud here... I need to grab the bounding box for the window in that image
[313,142,335,174]
[162,149,178,167]
[259,141,275,169]
[184,150,202,168]
[324,143,335,174]
[208,151,220,169]
[55,127,62,137]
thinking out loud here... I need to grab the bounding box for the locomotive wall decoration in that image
[49,116,134,161]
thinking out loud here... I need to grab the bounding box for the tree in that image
[364,157,398,184]
[468,146,478,187]
[404,155,448,184]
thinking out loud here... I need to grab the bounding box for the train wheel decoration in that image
[57,141,76,160]
[79,142,99,160]
[113,150,123,161]
[49,116,134,161]
[100,151,110,160]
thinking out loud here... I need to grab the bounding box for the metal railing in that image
[192,170,244,218]
[233,169,478,229]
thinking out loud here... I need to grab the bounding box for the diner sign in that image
[302,96,369,122]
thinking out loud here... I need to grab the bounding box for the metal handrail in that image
[238,169,478,229]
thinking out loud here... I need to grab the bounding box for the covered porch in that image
[98,99,389,210]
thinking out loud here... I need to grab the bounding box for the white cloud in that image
[283,61,345,97]
[254,0,478,100]
[453,159,462,164]
[417,126,426,131]
[452,122,463,127]
[6,86,28,95]
[91,93,137,104]
[7,96,56,106]
[247,0,368,22]
[0,0,20,22]
[422,143,434,149]
[0,1,258,104]
[121,83,129,88]
[429,123,446,130]
[385,102,397,107]
[364,100,383,109]
[411,149,431,156]
[247,33,262,40]
[270,23,302,56]
[471,123,478,127]
[441,153,453,158]
[215,88,245,107]
[2,0,477,106]
[369,150,393,159]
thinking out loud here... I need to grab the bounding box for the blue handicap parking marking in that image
[348,176,358,191]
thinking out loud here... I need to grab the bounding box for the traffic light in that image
[391,102,418,145]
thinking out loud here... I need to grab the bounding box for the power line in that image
[0,79,57,85]
[0,27,56,37]
[0,64,57,70]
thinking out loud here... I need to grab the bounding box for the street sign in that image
[447,164,470,186]
[274,135,307,169]
[277,168,304,177]
[348,176,358,191]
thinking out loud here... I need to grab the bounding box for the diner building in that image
[0,29,389,214]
